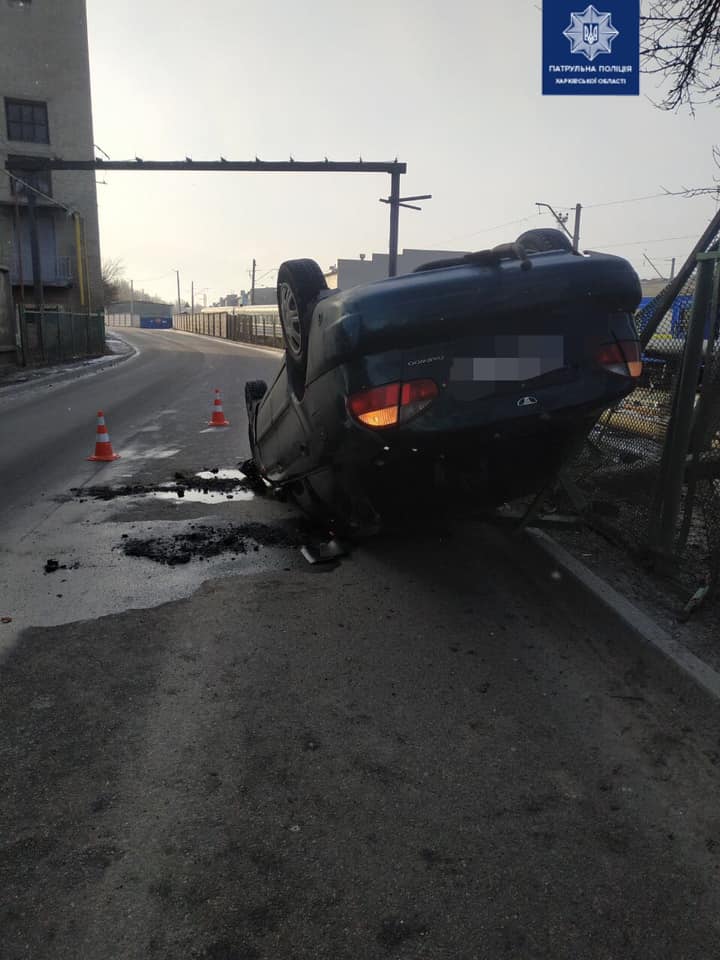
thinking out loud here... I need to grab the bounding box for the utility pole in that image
[250,259,256,306]
[387,171,401,277]
[572,203,582,252]
[670,257,676,280]
[130,278,135,320]
[536,201,581,251]
[191,280,195,317]
[176,269,181,315]
[380,186,431,277]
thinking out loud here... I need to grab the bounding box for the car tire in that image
[277,259,328,396]
[516,228,574,254]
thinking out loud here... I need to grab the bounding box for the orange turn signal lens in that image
[357,406,400,427]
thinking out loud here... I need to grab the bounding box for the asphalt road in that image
[0,329,282,522]
[2,330,720,959]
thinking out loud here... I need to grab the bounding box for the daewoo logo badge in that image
[407,355,444,367]
[517,396,538,408]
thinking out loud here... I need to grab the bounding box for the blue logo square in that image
[543,1,640,95]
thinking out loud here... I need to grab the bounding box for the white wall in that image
[337,248,470,289]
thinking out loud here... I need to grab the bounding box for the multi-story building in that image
[0,0,102,322]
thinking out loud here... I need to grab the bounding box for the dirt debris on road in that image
[71,471,259,502]
[121,520,309,565]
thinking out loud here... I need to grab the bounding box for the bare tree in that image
[101,257,124,306]
[102,262,172,306]
[114,278,171,304]
[641,1,720,110]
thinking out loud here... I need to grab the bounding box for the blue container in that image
[638,295,715,340]
[139,316,173,329]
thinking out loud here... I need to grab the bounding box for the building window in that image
[7,155,52,198]
[5,98,49,144]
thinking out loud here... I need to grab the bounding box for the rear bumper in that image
[250,357,637,513]
[330,406,598,506]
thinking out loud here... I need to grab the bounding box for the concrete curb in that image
[527,526,720,703]
[0,336,138,398]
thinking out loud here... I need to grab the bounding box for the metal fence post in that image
[652,253,716,560]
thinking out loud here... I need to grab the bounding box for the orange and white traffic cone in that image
[87,410,120,461]
[208,388,230,427]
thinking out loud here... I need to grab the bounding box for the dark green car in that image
[245,230,642,532]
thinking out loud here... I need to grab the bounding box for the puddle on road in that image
[196,469,245,480]
[72,466,261,504]
[149,488,254,504]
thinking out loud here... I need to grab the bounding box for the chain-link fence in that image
[565,234,720,604]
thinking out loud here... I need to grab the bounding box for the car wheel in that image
[516,228,574,254]
[276,259,328,395]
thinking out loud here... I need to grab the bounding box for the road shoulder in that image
[527,524,720,703]
[0,332,138,398]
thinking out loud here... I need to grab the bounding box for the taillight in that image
[597,340,642,378]
[399,379,439,422]
[348,379,439,429]
[348,383,401,427]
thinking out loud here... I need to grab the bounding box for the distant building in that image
[246,286,277,306]
[214,293,240,308]
[640,278,671,299]
[107,300,172,319]
[0,0,103,315]
[337,248,470,289]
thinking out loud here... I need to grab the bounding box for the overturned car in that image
[244,229,642,532]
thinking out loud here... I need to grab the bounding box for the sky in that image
[85,0,720,306]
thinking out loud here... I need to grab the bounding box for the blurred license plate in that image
[451,335,565,382]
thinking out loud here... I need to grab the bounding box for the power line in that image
[581,191,672,209]
[255,268,278,284]
[0,168,76,213]
[134,268,176,284]
[429,183,715,251]
[430,213,544,248]
[587,233,699,249]
[584,186,718,209]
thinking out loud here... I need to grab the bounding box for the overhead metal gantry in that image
[12,157,413,279]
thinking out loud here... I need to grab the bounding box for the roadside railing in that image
[18,308,105,366]
[173,310,283,349]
